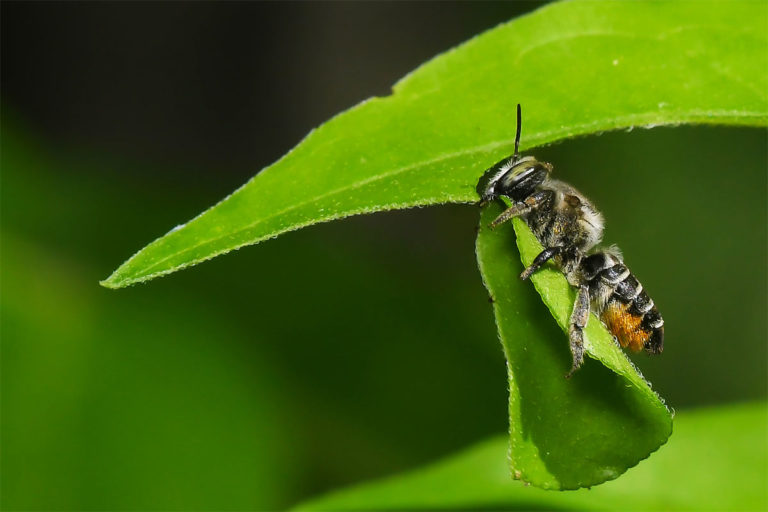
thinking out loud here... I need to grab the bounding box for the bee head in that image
[476,104,552,204]
[478,155,552,204]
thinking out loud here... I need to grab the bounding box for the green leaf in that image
[475,203,671,489]
[102,0,767,288]
[293,402,767,511]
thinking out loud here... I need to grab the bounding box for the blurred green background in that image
[1,2,766,510]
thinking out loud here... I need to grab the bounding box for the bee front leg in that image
[489,202,531,229]
[566,285,590,379]
[488,190,553,229]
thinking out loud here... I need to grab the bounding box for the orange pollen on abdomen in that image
[601,301,651,352]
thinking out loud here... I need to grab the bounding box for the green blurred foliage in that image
[297,402,768,511]
[1,113,766,510]
[1,117,507,509]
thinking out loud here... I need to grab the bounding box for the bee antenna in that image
[513,103,522,161]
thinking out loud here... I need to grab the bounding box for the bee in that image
[478,105,664,377]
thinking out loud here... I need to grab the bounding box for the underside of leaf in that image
[475,203,672,490]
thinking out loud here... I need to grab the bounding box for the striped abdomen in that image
[584,255,664,354]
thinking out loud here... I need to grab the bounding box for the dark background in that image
[2,2,765,510]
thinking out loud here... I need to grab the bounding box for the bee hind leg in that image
[566,285,590,379]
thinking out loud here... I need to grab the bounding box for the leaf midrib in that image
[112,138,513,282]
[108,109,765,287]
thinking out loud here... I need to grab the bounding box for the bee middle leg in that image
[566,285,590,378]
[520,246,562,280]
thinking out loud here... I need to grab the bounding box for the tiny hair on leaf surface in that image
[475,203,672,490]
[102,0,767,288]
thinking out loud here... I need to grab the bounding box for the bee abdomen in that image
[594,263,664,354]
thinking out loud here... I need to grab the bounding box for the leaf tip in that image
[99,265,141,289]
[99,273,125,289]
